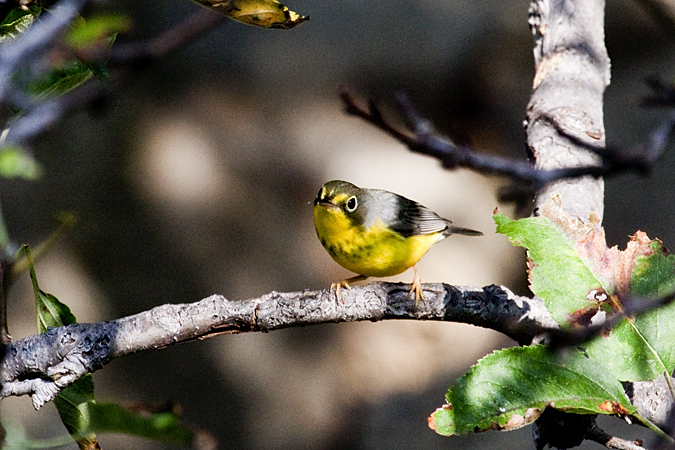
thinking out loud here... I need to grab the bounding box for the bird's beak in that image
[315,198,337,209]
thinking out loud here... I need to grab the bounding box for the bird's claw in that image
[331,275,368,304]
[409,265,425,309]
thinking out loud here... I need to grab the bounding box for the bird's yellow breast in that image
[313,204,443,277]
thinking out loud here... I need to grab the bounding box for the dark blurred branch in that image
[643,75,675,108]
[0,0,89,103]
[339,88,675,199]
[108,8,226,65]
[340,1,675,222]
[0,282,557,409]
[1,7,226,147]
[3,87,82,143]
[634,0,675,36]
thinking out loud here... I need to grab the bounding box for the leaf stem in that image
[11,212,76,279]
[663,370,675,401]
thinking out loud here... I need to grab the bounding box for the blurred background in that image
[2,0,675,448]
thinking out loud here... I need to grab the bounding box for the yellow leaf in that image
[193,0,308,29]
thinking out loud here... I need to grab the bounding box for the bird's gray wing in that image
[389,196,449,237]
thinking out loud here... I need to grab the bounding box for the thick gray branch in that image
[627,375,675,434]
[525,1,675,446]
[1,283,555,409]
[527,0,610,222]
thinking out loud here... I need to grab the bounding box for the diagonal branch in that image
[339,88,675,196]
[0,0,90,103]
[107,8,226,66]
[0,282,554,409]
[1,8,227,147]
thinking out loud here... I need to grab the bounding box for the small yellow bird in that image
[313,180,482,305]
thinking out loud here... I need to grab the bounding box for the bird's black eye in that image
[345,196,358,213]
[316,187,324,200]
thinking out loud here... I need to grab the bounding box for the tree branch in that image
[526,0,610,222]
[586,420,646,449]
[338,90,675,206]
[0,283,555,409]
[107,8,226,66]
[1,7,227,147]
[0,0,90,104]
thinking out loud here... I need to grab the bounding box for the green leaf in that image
[65,14,130,50]
[0,146,43,180]
[0,5,42,43]
[191,0,309,29]
[494,212,606,326]
[432,345,636,436]
[433,215,675,439]
[28,251,77,332]
[631,241,675,298]
[14,13,126,99]
[27,59,94,100]
[53,375,98,445]
[591,240,675,381]
[494,214,675,380]
[26,246,99,448]
[89,403,198,446]
[64,14,129,85]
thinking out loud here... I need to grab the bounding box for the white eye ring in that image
[345,196,358,213]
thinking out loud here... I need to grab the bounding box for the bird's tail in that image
[445,226,483,237]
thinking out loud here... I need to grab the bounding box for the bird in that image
[313,180,482,306]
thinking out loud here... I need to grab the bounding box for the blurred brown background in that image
[2,0,675,448]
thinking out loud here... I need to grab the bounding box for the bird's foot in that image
[409,265,425,309]
[331,275,368,304]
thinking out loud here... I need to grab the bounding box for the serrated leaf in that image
[494,212,606,326]
[192,0,308,29]
[0,146,43,180]
[433,215,675,439]
[431,345,635,436]
[495,214,675,379]
[593,240,675,380]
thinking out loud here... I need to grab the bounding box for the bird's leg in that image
[410,265,425,308]
[331,275,368,304]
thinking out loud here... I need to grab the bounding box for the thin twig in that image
[545,291,675,348]
[339,88,675,191]
[642,75,675,108]
[587,421,646,449]
[108,8,226,65]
